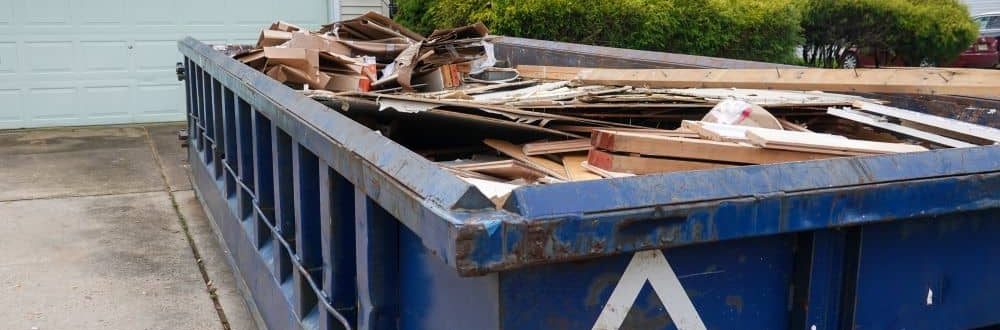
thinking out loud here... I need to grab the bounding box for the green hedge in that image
[397,0,975,66]
[802,0,977,67]
[397,0,804,63]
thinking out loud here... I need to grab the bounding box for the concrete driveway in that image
[0,123,256,330]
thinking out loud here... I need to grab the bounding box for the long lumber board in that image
[681,121,844,143]
[523,139,591,156]
[592,130,840,164]
[526,66,1000,98]
[483,139,569,180]
[587,149,729,174]
[827,107,976,148]
[562,155,603,181]
[851,101,1000,145]
[516,65,583,81]
[746,129,929,154]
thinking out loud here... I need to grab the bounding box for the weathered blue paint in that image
[355,194,399,330]
[399,225,500,330]
[851,210,1000,329]
[179,37,1000,329]
[500,235,796,329]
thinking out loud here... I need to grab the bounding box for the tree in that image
[802,0,978,67]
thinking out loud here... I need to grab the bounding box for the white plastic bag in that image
[702,99,782,129]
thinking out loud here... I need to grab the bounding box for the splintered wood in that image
[483,139,569,181]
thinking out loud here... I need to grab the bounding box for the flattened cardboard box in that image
[262,47,319,77]
[257,30,294,48]
[318,51,364,75]
[317,72,368,92]
[269,20,302,32]
[285,33,351,56]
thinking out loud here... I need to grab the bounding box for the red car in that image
[839,36,999,69]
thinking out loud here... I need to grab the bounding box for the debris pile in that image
[234,13,492,93]
[228,13,1000,207]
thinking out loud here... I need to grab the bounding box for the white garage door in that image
[0,0,331,129]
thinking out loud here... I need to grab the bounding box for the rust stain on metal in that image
[725,295,745,314]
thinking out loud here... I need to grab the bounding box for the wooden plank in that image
[447,159,547,180]
[562,155,603,181]
[746,128,929,154]
[581,161,635,178]
[593,129,841,164]
[516,65,582,80]
[558,66,1000,99]
[681,120,843,143]
[483,139,569,180]
[663,88,874,106]
[587,149,729,174]
[851,101,1000,145]
[523,139,592,155]
[827,107,976,148]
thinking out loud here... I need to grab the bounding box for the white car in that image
[974,12,1000,38]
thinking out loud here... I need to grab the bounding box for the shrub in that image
[394,0,437,35]
[894,0,979,65]
[802,0,978,67]
[397,0,805,63]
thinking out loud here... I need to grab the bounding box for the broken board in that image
[587,149,729,174]
[827,107,976,148]
[483,139,569,180]
[746,128,929,154]
[447,159,547,180]
[592,129,840,164]
[851,101,1000,145]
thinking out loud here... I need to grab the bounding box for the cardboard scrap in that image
[257,30,293,48]
[269,21,302,32]
[286,32,352,56]
[238,12,491,93]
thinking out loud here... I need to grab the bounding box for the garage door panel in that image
[276,1,329,24]
[132,0,179,25]
[0,90,23,124]
[234,0,275,24]
[27,88,78,120]
[135,84,185,122]
[183,0,227,25]
[77,0,126,24]
[82,86,131,118]
[25,42,75,73]
[25,0,70,25]
[3,0,335,129]
[0,2,12,25]
[0,43,15,73]
[134,41,180,72]
[81,41,130,72]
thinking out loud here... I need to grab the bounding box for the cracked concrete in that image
[0,123,255,330]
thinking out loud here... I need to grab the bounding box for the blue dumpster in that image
[178,37,1000,330]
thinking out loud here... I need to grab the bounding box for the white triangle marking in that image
[592,250,707,330]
